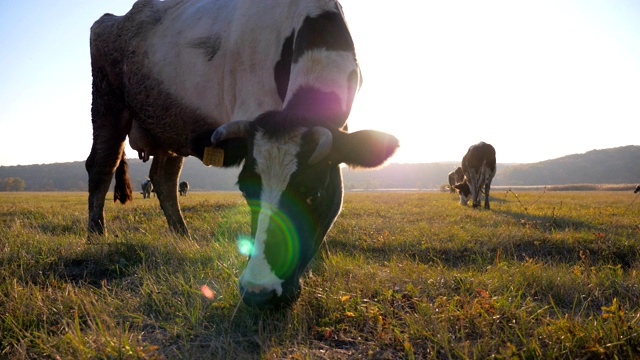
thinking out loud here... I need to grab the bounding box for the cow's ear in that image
[218,138,248,167]
[331,130,399,168]
[189,130,247,167]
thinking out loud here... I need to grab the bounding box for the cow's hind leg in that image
[484,179,492,210]
[86,128,131,237]
[150,154,189,236]
[86,68,132,237]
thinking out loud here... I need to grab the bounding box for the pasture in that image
[1,190,639,359]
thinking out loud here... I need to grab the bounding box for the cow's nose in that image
[239,282,301,310]
[239,284,276,309]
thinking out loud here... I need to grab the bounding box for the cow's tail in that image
[114,153,133,204]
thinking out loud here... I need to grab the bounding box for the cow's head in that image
[210,111,398,309]
[452,180,471,206]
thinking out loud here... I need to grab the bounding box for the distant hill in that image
[497,145,640,186]
[1,145,638,191]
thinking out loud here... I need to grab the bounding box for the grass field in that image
[1,190,639,359]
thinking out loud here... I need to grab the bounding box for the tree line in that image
[0,177,26,191]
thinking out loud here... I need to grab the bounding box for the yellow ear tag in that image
[203,146,225,167]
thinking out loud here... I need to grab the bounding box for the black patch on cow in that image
[189,128,214,160]
[453,182,471,197]
[293,11,355,63]
[219,138,249,167]
[274,31,295,102]
[189,36,222,61]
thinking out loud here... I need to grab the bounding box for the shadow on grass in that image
[328,222,638,270]
[40,242,150,287]
[496,208,596,233]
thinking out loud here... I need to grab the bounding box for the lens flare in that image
[200,284,216,299]
[238,190,321,281]
[245,200,302,279]
[237,235,254,256]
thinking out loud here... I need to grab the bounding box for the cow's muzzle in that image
[239,280,301,310]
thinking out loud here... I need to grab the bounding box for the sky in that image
[1,1,639,166]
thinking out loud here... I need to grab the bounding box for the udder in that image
[128,121,157,162]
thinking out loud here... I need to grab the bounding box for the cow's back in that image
[120,0,348,122]
[90,0,164,81]
[90,0,354,156]
[462,142,496,175]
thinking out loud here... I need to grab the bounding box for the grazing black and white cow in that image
[179,181,189,196]
[86,0,398,309]
[140,179,154,199]
[635,185,640,194]
[447,166,463,193]
[452,142,496,209]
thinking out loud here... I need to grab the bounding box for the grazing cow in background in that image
[86,0,399,309]
[179,181,189,196]
[635,185,640,194]
[448,166,463,193]
[452,142,496,209]
[454,166,464,184]
[140,179,154,199]
[447,171,455,193]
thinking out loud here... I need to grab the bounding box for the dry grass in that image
[1,190,639,359]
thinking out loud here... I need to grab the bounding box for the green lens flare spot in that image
[237,236,254,256]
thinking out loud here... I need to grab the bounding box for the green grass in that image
[1,190,639,359]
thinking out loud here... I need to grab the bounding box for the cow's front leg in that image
[150,154,189,236]
[472,187,481,208]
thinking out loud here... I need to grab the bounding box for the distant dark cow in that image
[452,142,496,209]
[635,185,640,194]
[179,181,189,196]
[85,0,398,309]
[140,179,154,199]
[448,167,463,193]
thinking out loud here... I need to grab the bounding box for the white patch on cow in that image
[144,0,344,124]
[459,192,470,206]
[238,128,305,295]
[284,49,359,113]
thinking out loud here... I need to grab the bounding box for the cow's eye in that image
[305,191,321,205]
